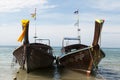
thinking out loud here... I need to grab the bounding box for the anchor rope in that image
[88,47,106,80]
[88,47,96,70]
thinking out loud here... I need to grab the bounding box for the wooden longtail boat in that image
[13,20,55,73]
[58,19,105,75]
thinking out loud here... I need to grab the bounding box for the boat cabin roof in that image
[64,37,80,40]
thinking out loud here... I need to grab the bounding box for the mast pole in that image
[33,8,37,43]
[77,10,80,43]
[74,9,81,43]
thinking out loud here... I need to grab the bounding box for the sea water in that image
[0,46,120,80]
[98,48,120,80]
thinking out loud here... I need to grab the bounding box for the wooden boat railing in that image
[60,46,93,57]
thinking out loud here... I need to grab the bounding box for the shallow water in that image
[14,65,100,80]
[0,46,120,80]
[97,48,120,80]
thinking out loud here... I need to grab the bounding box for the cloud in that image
[89,0,120,11]
[0,0,56,13]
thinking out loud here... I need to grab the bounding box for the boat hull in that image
[13,43,54,72]
[59,44,105,74]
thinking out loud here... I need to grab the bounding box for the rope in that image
[88,47,97,70]
[88,47,106,80]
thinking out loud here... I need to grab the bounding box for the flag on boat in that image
[74,20,79,26]
[74,10,79,14]
[31,8,36,20]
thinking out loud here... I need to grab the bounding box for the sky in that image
[0,0,120,48]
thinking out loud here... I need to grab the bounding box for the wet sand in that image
[14,65,104,80]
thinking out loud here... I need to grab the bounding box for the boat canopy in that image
[64,37,80,40]
[36,38,50,46]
